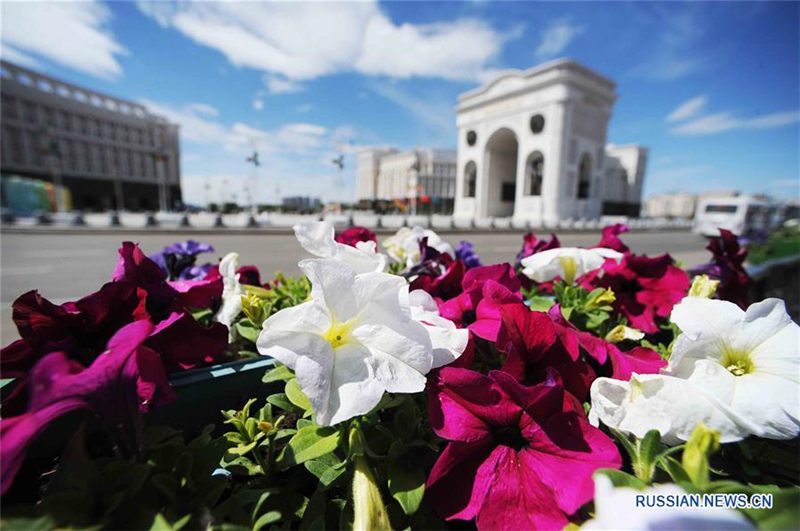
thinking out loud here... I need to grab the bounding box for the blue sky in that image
[2,1,798,205]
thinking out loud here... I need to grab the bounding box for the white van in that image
[693,197,778,237]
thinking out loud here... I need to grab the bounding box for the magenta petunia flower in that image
[582,254,689,334]
[113,241,223,317]
[496,304,665,400]
[514,231,560,268]
[409,252,466,301]
[594,223,630,253]
[426,368,621,530]
[689,229,752,309]
[1,282,149,378]
[334,226,378,247]
[438,264,521,341]
[0,320,175,495]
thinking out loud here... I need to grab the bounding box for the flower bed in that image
[1,223,798,529]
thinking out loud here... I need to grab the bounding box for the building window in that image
[464,161,477,197]
[525,151,544,196]
[578,153,591,199]
[466,130,477,146]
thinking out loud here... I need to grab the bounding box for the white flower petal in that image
[260,300,330,335]
[589,374,755,444]
[216,252,245,332]
[293,221,337,258]
[670,296,743,341]
[324,343,385,426]
[727,371,800,439]
[520,247,622,283]
[299,259,359,322]
[352,320,433,378]
[257,328,331,372]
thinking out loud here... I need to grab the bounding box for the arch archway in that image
[484,128,518,217]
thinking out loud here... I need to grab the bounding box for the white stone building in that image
[644,190,739,219]
[357,148,457,209]
[453,59,647,225]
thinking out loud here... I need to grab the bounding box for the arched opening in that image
[578,153,591,199]
[464,161,476,197]
[484,128,518,217]
[525,151,544,196]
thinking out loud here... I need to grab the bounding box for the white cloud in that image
[265,74,304,94]
[666,95,707,122]
[135,0,511,82]
[535,19,584,59]
[631,8,707,81]
[0,43,42,70]
[369,82,454,135]
[139,99,327,154]
[671,110,800,136]
[252,99,264,111]
[1,1,127,79]
[296,103,312,113]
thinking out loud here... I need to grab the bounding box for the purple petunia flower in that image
[150,240,215,281]
[455,241,482,269]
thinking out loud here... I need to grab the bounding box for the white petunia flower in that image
[583,475,754,530]
[294,221,387,274]
[520,247,623,284]
[257,258,434,426]
[590,297,800,444]
[382,226,454,268]
[216,252,245,336]
[401,286,469,369]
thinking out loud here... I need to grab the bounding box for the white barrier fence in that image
[0,210,695,232]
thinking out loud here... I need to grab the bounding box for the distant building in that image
[282,195,321,211]
[453,59,648,223]
[0,60,180,211]
[644,190,738,219]
[357,148,457,212]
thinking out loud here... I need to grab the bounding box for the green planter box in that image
[146,357,278,432]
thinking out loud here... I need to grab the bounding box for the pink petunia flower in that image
[438,264,521,341]
[497,304,665,400]
[0,320,175,495]
[582,254,689,334]
[426,368,621,530]
[334,226,378,248]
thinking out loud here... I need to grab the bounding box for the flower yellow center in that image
[559,256,578,284]
[719,346,754,376]
[323,319,356,350]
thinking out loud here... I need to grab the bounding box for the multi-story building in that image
[282,195,322,212]
[357,148,457,212]
[453,59,648,224]
[644,190,739,219]
[0,60,180,211]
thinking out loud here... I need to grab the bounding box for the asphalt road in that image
[0,229,710,345]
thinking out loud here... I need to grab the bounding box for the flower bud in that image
[688,274,720,299]
[352,455,391,531]
[605,324,645,343]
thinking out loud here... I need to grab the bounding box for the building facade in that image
[0,60,180,211]
[453,59,647,224]
[644,190,739,219]
[357,148,457,212]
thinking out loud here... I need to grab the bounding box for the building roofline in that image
[0,60,174,126]
[458,58,616,103]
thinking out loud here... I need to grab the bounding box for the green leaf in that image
[285,379,312,413]
[263,364,294,383]
[527,296,555,312]
[658,455,691,483]
[305,454,347,487]
[279,425,342,468]
[150,513,191,531]
[388,462,426,515]
[267,393,302,413]
[253,511,282,531]
[634,429,662,483]
[594,468,647,490]
[235,321,261,344]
